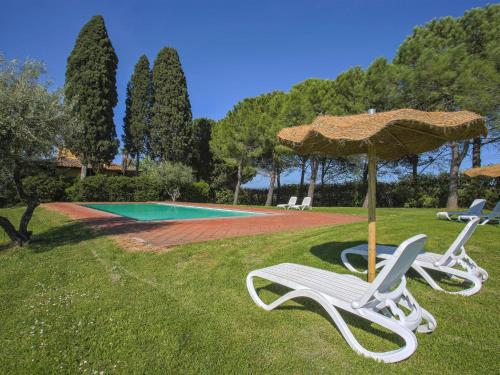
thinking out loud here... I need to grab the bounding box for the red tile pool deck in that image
[43,202,365,250]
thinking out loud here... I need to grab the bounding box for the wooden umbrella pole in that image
[367,152,377,282]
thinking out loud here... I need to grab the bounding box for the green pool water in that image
[81,203,262,221]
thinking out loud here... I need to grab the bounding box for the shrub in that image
[133,177,160,201]
[22,175,71,202]
[241,173,497,208]
[65,183,82,202]
[67,175,161,202]
[215,189,233,204]
[182,181,210,202]
[78,175,110,201]
[418,194,439,208]
[143,161,194,201]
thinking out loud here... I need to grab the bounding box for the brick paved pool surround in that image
[43,202,365,250]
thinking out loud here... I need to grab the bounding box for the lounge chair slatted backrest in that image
[437,199,486,221]
[468,199,487,215]
[288,196,298,206]
[355,235,427,308]
[437,218,480,266]
[302,196,312,207]
[488,201,500,217]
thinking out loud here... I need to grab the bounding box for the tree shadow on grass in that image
[27,217,172,253]
[310,240,370,268]
[255,283,405,348]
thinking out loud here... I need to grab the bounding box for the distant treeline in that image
[239,174,499,209]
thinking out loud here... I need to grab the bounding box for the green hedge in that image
[66,175,209,203]
[241,174,499,209]
[67,175,160,202]
[2,173,496,209]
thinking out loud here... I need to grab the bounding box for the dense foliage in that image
[0,56,67,244]
[66,174,209,203]
[150,47,193,162]
[213,4,499,208]
[142,160,194,201]
[64,15,119,172]
[123,55,152,172]
[210,98,262,204]
[191,118,215,182]
[242,174,499,209]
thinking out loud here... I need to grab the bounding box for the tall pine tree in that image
[65,15,119,177]
[150,47,192,162]
[123,55,152,174]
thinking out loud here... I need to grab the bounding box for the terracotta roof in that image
[463,164,500,178]
[278,109,487,160]
[56,156,83,169]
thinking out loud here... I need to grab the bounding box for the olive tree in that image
[0,56,66,245]
[143,160,193,201]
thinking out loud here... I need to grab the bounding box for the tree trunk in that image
[0,198,38,246]
[233,160,242,205]
[447,141,469,209]
[19,197,38,238]
[472,137,481,167]
[362,159,369,208]
[80,165,87,180]
[410,155,418,182]
[297,156,307,198]
[276,168,281,204]
[1,164,40,246]
[409,154,419,193]
[265,154,277,206]
[307,157,319,204]
[136,154,140,176]
[320,158,326,186]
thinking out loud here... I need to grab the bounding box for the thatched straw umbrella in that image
[278,108,487,282]
[463,163,500,178]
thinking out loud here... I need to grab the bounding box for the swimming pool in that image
[81,203,264,221]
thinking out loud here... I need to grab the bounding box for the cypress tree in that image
[123,55,152,174]
[150,47,192,162]
[65,15,119,176]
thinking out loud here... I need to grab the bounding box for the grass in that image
[0,206,498,374]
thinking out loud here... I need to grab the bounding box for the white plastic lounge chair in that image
[459,201,500,225]
[277,196,297,209]
[436,199,486,221]
[341,218,488,296]
[247,234,436,363]
[290,196,312,210]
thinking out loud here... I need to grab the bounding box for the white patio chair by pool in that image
[436,199,486,221]
[247,234,436,363]
[341,218,487,296]
[290,196,312,210]
[276,196,297,210]
[459,201,500,225]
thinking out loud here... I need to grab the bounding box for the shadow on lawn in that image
[310,240,469,291]
[310,240,372,266]
[28,217,170,252]
[256,283,405,348]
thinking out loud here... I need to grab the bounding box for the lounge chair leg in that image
[246,273,419,363]
[412,263,483,296]
[340,250,368,274]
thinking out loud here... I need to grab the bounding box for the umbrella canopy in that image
[463,164,500,178]
[278,109,486,159]
[278,108,487,282]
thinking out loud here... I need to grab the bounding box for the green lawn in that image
[0,206,498,374]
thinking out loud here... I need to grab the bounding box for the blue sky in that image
[1,0,496,187]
